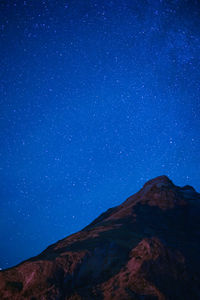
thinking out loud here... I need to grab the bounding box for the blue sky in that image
[0,0,200,269]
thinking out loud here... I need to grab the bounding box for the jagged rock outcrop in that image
[0,175,200,299]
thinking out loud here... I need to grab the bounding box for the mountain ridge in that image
[0,175,200,300]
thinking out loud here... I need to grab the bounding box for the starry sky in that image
[0,0,200,269]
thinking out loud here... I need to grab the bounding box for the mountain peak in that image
[0,176,200,300]
[142,175,173,188]
[88,176,199,226]
[122,175,199,212]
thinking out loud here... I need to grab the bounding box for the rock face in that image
[0,175,200,300]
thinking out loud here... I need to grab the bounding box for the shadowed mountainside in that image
[0,175,200,299]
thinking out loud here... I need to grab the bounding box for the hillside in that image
[0,175,200,300]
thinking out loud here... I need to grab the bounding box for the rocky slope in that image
[0,175,200,300]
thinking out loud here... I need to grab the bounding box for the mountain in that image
[0,175,200,300]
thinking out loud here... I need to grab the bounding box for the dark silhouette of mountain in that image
[0,175,200,299]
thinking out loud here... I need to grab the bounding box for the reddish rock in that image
[0,175,200,299]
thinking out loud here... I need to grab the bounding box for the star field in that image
[0,0,200,269]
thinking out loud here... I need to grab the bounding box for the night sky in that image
[1,0,200,269]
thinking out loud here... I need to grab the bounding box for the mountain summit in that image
[0,176,200,300]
